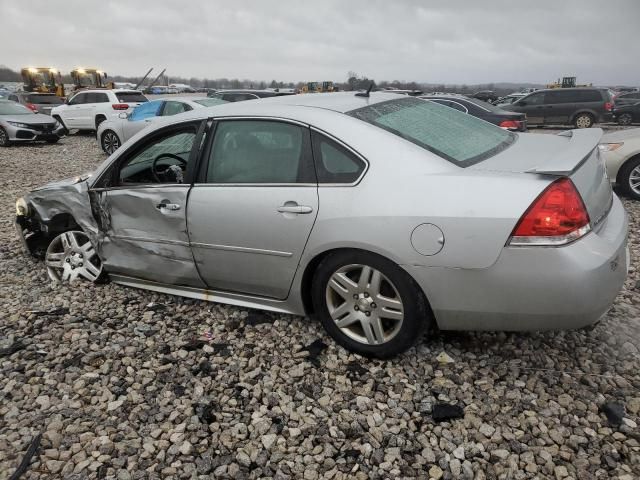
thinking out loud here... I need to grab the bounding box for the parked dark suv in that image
[502,88,613,128]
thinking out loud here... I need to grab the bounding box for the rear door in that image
[187,118,318,299]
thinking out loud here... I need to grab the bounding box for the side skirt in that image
[109,274,300,315]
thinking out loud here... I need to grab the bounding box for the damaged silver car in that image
[15,93,628,357]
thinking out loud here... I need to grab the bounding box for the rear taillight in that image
[112,103,129,110]
[509,178,591,246]
[604,102,613,111]
[26,103,38,112]
[499,119,521,130]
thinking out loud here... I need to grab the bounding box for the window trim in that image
[428,98,470,114]
[309,127,370,187]
[194,116,317,186]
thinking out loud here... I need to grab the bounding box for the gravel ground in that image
[1,133,639,480]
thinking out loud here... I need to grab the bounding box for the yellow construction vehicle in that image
[301,81,336,93]
[70,68,113,91]
[21,67,65,96]
[546,77,593,89]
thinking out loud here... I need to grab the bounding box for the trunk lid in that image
[471,128,612,228]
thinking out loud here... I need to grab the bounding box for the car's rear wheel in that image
[101,130,120,155]
[617,156,640,200]
[0,127,10,147]
[311,250,431,358]
[618,113,633,126]
[45,230,103,283]
[574,113,594,129]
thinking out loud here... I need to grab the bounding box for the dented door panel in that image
[100,186,203,287]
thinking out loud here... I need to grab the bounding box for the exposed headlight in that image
[16,197,29,216]
[7,121,30,128]
[598,142,624,152]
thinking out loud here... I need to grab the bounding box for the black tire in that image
[311,249,432,358]
[95,116,106,129]
[52,116,68,135]
[617,155,640,200]
[45,138,59,144]
[574,113,594,129]
[618,113,633,126]
[0,127,10,147]
[101,130,121,155]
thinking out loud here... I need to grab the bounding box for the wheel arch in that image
[298,246,435,321]
[570,109,597,123]
[616,152,640,186]
[95,114,107,128]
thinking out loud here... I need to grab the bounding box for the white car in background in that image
[50,89,149,133]
[600,128,640,199]
[97,97,226,154]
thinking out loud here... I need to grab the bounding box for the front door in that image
[188,119,318,299]
[516,91,546,125]
[92,120,206,287]
[63,92,88,128]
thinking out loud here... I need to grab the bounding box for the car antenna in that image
[355,82,374,98]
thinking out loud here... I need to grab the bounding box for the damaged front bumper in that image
[15,214,47,258]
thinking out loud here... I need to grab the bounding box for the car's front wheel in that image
[618,113,633,126]
[574,113,594,128]
[0,127,10,147]
[617,156,640,200]
[311,250,432,358]
[101,130,120,155]
[45,230,104,283]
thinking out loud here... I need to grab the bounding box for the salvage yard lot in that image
[1,134,640,479]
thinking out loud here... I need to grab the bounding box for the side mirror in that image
[118,112,129,119]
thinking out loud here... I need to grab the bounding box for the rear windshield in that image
[116,92,148,103]
[27,94,63,104]
[347,97,516,166]
[193,98,228,107]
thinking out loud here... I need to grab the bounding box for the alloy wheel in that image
[45,231,102,283]
[575,115,592,128]
[618,113,633,126]
[629,166,640,196]
[0,127,8,146]
[102,132,120,154]
[325,264,404,346]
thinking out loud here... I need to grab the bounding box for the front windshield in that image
[0,101,35,115]
[348,97,516,166]
[193,98,228,107]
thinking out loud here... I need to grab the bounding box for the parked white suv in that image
[51,89,148,132]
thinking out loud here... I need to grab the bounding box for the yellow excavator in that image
[301,81,336,93]
[21,67,65,96]
[546,77,593,89]
[70,68,114,91]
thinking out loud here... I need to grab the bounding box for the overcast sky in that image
[1,0,638,85]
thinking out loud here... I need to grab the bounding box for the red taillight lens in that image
[499,119,520,129]
[605,102,613,111]
[26,103,38,112]
[112,103,129,110]
[509,178,591,246]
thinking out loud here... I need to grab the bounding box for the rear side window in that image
[87,92,109,103]
[311,132,366,183]
[27,94,63,104]
[348,97,515,166]
[116,92,148,103]
[206,120,314,183]
[574,90,604,102]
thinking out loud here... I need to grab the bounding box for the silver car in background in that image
[97,97,227,154]
[15,93,628,357]
[0,100,64,146]
[6,91,65,115]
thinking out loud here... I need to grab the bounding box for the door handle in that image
[277,204,313,214]
[156,202,181,211]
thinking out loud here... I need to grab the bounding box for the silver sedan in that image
[15,92,628,357]
[0,100,64,146]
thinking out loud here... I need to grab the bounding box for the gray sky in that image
[1,0,638,85]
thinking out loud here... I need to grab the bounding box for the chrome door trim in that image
[191,183,317,188]
[190,242,293,257]
[110,235,190,247]
[92,184,189,192]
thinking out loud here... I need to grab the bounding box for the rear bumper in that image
[406,194,628,331]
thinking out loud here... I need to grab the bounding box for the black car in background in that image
[613,102,640,126]
[502,87,613,128]
[471,90,499,103]
[420,94,527,131]
[614,90,640,107]
[207,89,296,102]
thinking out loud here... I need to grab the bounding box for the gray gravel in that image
[1,134,640,480]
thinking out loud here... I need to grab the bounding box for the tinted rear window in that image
[116,92,148,103]
[27,94,63,105]
[573,90,604,102]
[347,97,515,166]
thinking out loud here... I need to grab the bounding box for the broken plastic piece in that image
[436,351,455,364]
[432,403,464,422]
[600,402,625,427]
